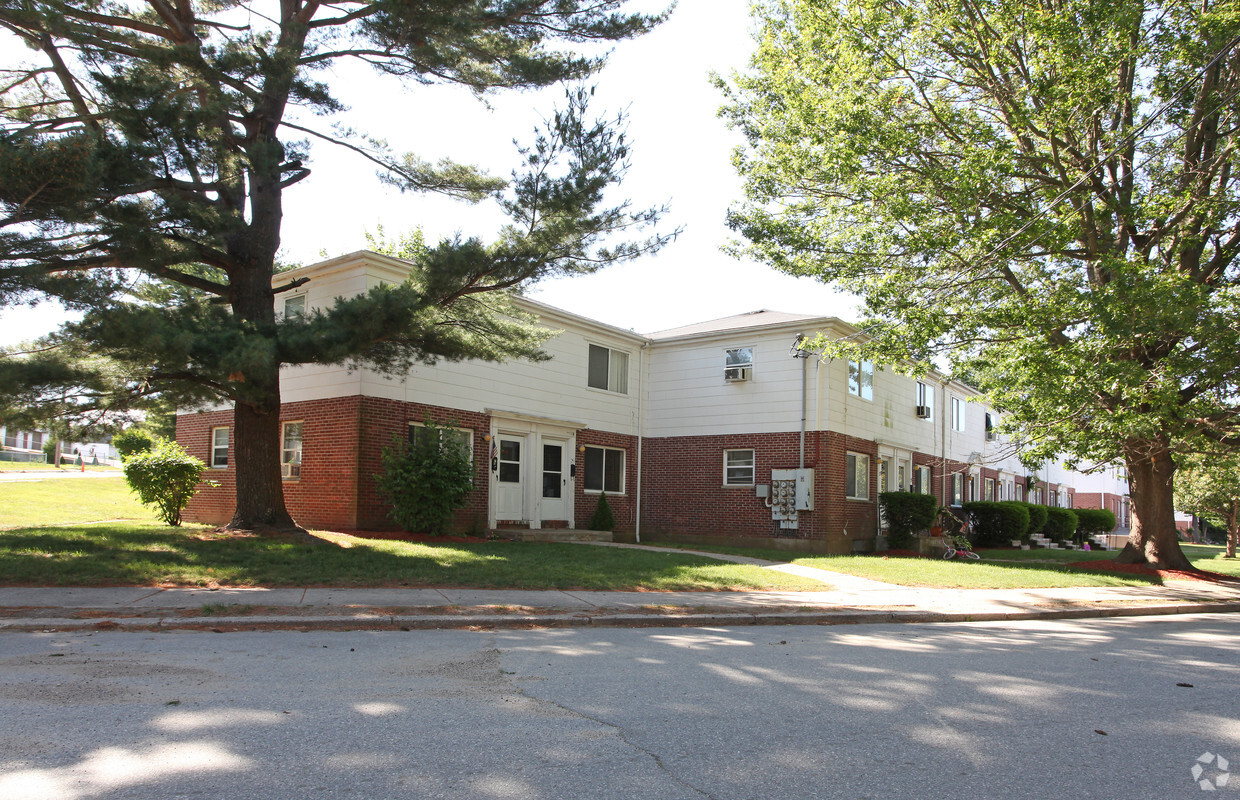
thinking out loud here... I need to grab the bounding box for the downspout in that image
[940,378,949,504]
[799,333,807,469]
[635,340,649,543]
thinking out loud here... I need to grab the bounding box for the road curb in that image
[3,601,1239,632]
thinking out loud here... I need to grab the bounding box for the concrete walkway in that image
[3,542,1238,632]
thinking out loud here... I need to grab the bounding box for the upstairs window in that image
[588,344,629,394]
[283,294,306,318]
[985,412,997,441]
[916,381,934,420]
[951,397,966,432]
[725,347,753,382]
[848,360,873,400]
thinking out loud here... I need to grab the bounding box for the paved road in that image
[1,614,1236,799]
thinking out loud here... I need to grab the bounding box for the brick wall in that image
[575,429,640,532]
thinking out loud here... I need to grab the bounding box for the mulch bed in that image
[1066,560,1239,583]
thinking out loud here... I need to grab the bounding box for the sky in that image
[0,0,859,346]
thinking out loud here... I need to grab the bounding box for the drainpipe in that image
[799,333,807,469]
[635,340,649,543]
[940,378,949,504]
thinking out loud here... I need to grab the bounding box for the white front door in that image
[495,436,525,521]
[539,439,569,523]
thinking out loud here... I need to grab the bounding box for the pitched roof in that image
[644,309,830,340]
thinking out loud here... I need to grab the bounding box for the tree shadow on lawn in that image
[0,524,763,590]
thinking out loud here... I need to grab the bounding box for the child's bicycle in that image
[942,533,980,560]
[937,507,980,560]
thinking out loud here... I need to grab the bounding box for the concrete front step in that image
[500,528,614,543]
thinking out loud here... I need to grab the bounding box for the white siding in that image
[645,332,807,437]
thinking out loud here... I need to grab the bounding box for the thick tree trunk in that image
[1116,438,1192,570]
[226,371,299,533]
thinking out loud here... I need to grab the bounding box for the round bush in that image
[963,501,1030,547]
[879,491,938,549]
[1042,507,1079,543]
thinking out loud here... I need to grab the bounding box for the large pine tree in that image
[0,1,672,532]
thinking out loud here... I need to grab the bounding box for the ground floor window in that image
[845,452,869,500]
[408,422,473,463]
[724,449,755,486]
[951,473,963,506]
[211,427,229,468]
[584,445,624,494]
[281,421,303,480]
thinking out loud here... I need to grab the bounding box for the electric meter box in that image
[771,468,814,511]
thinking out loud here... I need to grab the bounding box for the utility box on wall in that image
[771,468,815,529]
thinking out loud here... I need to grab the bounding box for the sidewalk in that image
[3,545,1239,632]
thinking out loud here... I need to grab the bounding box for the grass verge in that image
[0,522,828,591]
[643,541,1237,588]
[0,476,146,528]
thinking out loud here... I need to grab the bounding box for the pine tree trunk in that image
[1116,438,1192,569]
[226,376,299,533]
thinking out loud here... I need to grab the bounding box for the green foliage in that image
[1042,508,1080,544]
[879,491,938,549]
[121,440,211,527]
[721,0,1240,566]
[963,501,1031,547]
[0,2,672,529]
[1017,503,1050,538]
[1074,509,1118,541]
[375,422,474,534]
[588,493,616,532]
[112,428,157,459]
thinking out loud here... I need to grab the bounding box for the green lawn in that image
[0,460,121,472]
[644,541,1238,589]
[0,479,825,591]
[0,476,145,528]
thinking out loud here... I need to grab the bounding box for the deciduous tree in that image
[1175,451,1240,558]
[721,0,1240,569]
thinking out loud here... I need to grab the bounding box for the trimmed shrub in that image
[113,428,157,459]
[122,440,211,526]
[588,492,615,532]
[1074,508,1117,544]
[879,491,938,549]
[1042,507,1079,543]
[375,421,474,534]
[963,501,1030,547]
[1018,502,1049,537]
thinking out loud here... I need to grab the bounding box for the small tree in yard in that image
[123,440,211,527]
[112,428,157,459]
[1175,451,1240,558]
[376,422,473,535]
[879,492,938,550]
[588,493,616,532]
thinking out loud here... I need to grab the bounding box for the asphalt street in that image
[1,614,1237,799]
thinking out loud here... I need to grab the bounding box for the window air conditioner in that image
[915,405,931,418]
[281,462,299,479]
[725,367,751,382]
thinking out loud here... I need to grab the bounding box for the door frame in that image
[487,412,585,529]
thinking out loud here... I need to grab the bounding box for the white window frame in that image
[951,396,966,432]
[1015,483,1024,502]
[848,360,874,401]
[408,422,473,464]
[283,293,307,318]
[281,421,303,480]
[984,477,995,501]
[210,426,229,469]
[845,452,870,500]
[916,381,934,420]
[724,449,755,486]
[584,445,625,494]
[951,473,964,506]
[587,344,629,394]
[916,465,932,495]
[724,347,754,382]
